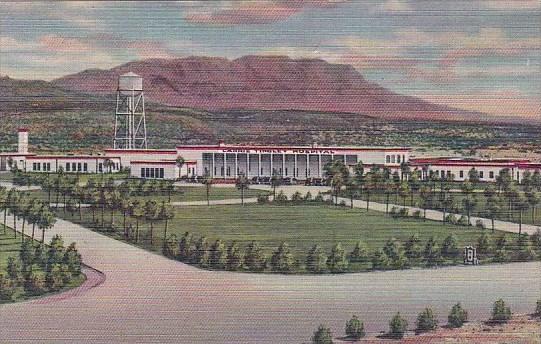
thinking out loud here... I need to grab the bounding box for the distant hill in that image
[51,55,479,121]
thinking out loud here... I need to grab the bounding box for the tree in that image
[202,174,214,206]
[468,168,480,186]
[178,232,193,261]
[244,241,266,271]
[163,234,179,258]
[6,257,21,283]
[0,273,15,301]
[45,264,65,291]
[448,303,468,328]
[327,243,348,273]
[175,156,185,179]
[491,299,511,322]
[423,236,441,267]
[20,239,34,271]
[477,232,491,255]
[120,198,133,238]
[193,236,210,267]
[63,242,82,276]
[159,202,175,249]
[416,307,438,332]
[514,193,530,236]
[486,195,501,232]
[345,315,365,339]
[419,186,433,220]
[23,271,46,296]
[144,200,160,245]
[526,191,540,225]
[226,241,244,271]
[209,239,227,269]
[398,181,410,207]
[388,312,408,339]
[383,238,408,269]
[441,234,460,259]
[306,244,327,273]
[0,186,8,234]
[349,240,368,263]
[371,249,389,270]
[324,160,349,205]
[235,174,250,206]
[130,200,145,243]
[270,242,295,273]
[311,325,333,344]
[270,173,282,201]
[535,299,541,317]
[404,234,423,260]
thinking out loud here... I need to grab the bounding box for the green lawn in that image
[57,203,520,272]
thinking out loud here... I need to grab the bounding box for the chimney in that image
[18,129,28,154]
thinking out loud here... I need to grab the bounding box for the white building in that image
[24,155,122,174]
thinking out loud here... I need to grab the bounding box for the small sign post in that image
[463,246,479,265]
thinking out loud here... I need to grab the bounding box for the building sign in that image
[222,148,336,154]
[463,246,479,265]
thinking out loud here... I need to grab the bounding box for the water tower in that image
[113,72,148,149]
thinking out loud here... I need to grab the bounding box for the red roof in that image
[176,144,410,152]
[104,149,177,154]
[26,155,120,160]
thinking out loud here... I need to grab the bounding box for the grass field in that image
[58,203,517,272]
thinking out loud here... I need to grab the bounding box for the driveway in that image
[1,210,540,343]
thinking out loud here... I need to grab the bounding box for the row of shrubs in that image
[311,298,541,343]
[0,235,82,301]
[159,229,541,274]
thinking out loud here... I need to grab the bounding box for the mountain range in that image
[50,55,478,122]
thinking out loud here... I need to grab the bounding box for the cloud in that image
[484,0,540,10]
[183,0,348,25]
[380,0,412,12]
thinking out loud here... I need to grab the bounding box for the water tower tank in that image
[118,72,143,95]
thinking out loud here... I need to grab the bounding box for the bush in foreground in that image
[416,307,438,333]
[389,312,408,338]
[345,315,365,339]
[312,324,333,344]
[535,299,541,317]
[448,303,468,328]
[491,299,511,322]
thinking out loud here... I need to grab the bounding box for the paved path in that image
[253,185,541,235]
[0,181,41,191]
[171,197,258,206]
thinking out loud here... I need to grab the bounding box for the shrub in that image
[45,264,65,291]
[399,208,409,217]
[274,191,288,203]
[314,192,325,203]
[371,249,389,270]
[327,243,348,273]
[491,299,511,322]
[338,200,346,207]
[535,299,541,317]
[389,312,408,338]
[270,242,295,273]
[477,233,492,255]
[306,244,327,273]
[389,206,399,217]
[23,271,46,296]
[257,194,269,204]
[349,241,369,263]
[304,191,313,202]
[445,214,457,225]
[457,215,469,226]
[311,325,333,344]
[404,234,423,260]
[291,191,303,203]
[416,307,438,332]
[345,315,365,339]
[244,241,266,272]
[412,210,422,219]
[475,220,485,229]
[0,273,15,301]
[226,242,244,271]
[423,237,442,267]
[448,303,468,328]
[441,234,460,259]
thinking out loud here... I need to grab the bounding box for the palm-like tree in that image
[38,207,56,243]
[485,195,501,232]
[0,186,7,234]
[175,156,185,179]
[103,158,114,174]
[398,181,410,207]
[120,198,133,238]
[202,174,214,206]
[382,179,394,214]
[235,174,250,206]
[144,200,160,245]
[324,160,349,205]
[7,189,20,237]
[419,185,432,220]
[515,192,530,236]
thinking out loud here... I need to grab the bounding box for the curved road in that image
[1,185,540,343]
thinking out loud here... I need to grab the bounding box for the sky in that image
[0,0,539,119]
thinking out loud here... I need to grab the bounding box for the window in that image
[141,168,145,178]
[98,163,103,172]
[72,163,76,171]
[285,168,288,176]
[32,163,37,171]
[66,163,70,172]
[397,155,401,163]
[447,170,451,177]
[150,168,155,178]
[489,171,494,179]
[159,168,164,179]
[386,155,391,163]
[83,163,88,172]
[391,155,396,163]
[402,155,406,162]
[479,171,484,179]
[459,170,464,178]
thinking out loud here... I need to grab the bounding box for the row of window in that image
[32,162,51,172]
[385,154,406,164]
[432,170,495,179]
[66,162,88,172]
[141,167,165,179]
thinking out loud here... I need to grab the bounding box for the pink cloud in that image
[39,34,93,53]
[184,0,348,25]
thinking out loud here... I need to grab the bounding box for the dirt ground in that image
[337,314,541,344]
